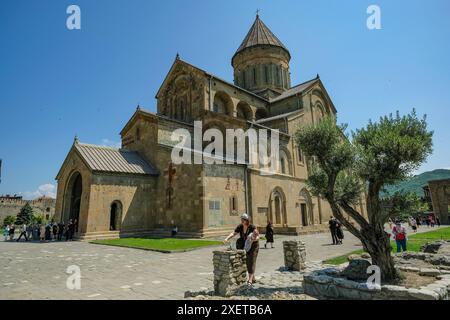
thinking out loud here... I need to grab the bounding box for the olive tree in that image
[295,111,433,282]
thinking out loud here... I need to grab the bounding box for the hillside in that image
[384,169,450,197]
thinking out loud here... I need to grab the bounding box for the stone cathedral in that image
[54,15,367,240]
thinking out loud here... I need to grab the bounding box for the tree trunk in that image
[360,226,399,283]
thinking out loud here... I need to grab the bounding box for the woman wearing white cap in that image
[224,213,260,286]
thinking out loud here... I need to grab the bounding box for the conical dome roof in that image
[234,15,290,57]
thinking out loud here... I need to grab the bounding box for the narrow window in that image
[253,68,257,86]
[264,65,269,83]
[297,145,303,163]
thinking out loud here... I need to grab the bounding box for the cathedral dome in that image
[232,14,291,98]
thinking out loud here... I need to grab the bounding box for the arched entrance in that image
[269,188,287,227]
[299,188,313,227]
[109,201,122,231]
[68,172,82,223]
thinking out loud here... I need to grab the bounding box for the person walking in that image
[52,223,58,240]
[3,225,9,241]
[57,222,64,241]
[16,224,29,242]
[328,216,339,245]
[392,222,407,253]
[9,225,15,241]
[436,217,441,227]
[45,224,52,241]
[32,224,39,241]
[410,217,418,233]
[264,221,274,249]
[335,220,344,245]
[26,224,33,240]
[39,224,46,242]
[430,216,436,228]
[224,213,260,286]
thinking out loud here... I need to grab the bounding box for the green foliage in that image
[32,214,46,224]
[15,203,34,225]
[381,192,425,220]
[353,110,433,185]
[295,110,433,219]
[3,215,16,226]
[324,227,450,265]
[91,238,222,252]
[384,169,450,197]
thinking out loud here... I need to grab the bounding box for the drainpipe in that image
[244,122,254,218]
[208,75,213,111]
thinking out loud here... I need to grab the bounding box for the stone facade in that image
[53,15,368,240]
[213,250,247,296]
[427,179,450,224]
[283,240,306,271]
[0,195,55,224]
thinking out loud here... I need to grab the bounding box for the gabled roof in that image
[269,78,319,103]
[155,57,268,103]
[74,143,158,176]
[234,15,290,57]
[255,109,303,124]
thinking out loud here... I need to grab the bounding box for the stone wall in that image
[304,267,450,300]
[0,198,56,224]
[213,250,247,296]
[283,240,306,271]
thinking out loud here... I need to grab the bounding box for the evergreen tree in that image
[15,203,34,225]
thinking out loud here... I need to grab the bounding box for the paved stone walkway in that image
[0,226,441,300]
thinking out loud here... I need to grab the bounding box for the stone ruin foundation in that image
[213,249,247,296]
[304,240,450,300]
[283,240,307,271]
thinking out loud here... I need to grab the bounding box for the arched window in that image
[213,92,233,116]
[236,101,252,121]
[136,127,141,141]
[297,145,303,164]
[279,150,291,175]
[230,195,238,215]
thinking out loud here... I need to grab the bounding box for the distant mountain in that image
[383,169,450,197]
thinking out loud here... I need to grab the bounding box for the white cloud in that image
[101,139,121,149]
[20,183,56,200]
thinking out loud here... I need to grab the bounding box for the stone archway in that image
[62,171,83,225]
[109,201,122,231]
[236,101,253,121]
[269,187,287,227]
[299,188,313,227]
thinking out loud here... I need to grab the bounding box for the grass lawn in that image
[91,237,223,253]
[324,226,450,265]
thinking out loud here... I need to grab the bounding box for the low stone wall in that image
[213,250,247,296]
[304,267,450,300]
[283,240,306,271]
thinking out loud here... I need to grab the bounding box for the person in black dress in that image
[224,213,260,286]
[328,216,339,245]
[264,221,274,249]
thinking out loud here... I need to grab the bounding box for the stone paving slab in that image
[0,226,442,300]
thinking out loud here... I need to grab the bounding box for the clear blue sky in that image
[1,0,449,199]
